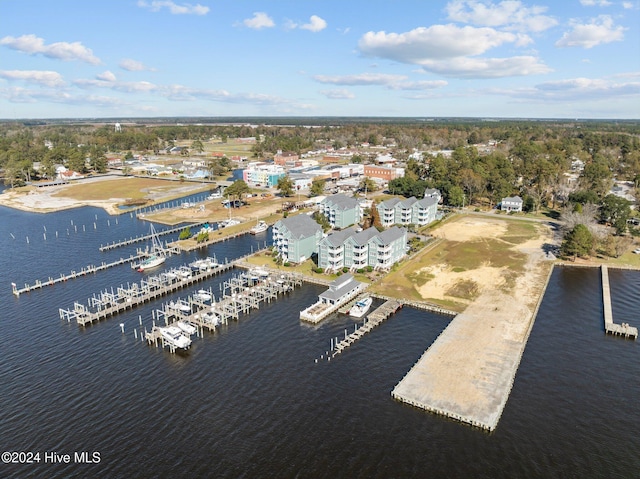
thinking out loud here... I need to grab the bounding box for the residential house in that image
[319,193,361,229]
[272,214,322,264]
[318,226,407,272]
[501,196,523,212]
[377,196,439,227]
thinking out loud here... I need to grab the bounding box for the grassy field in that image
[51,177,209,204]
[369,215,543,311]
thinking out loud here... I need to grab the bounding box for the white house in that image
[501,196,523,212]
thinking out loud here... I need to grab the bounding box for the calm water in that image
[0,205,638,478]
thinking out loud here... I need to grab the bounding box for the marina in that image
[145,270,303,353]
[58,258,236,326]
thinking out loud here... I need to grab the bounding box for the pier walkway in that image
[330,300,402,357]
[59,259,236,326]
[99,222,204,251]
[601,265,638,339]
[12,252,147,296]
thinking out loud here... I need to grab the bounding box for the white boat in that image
[349,297,372,318]
[176,321,197,336]
[168,300,191,313]
[201,311,221,327]
[137,254,165,272]
[159,326,191,349]
[218,218,241,229]
[250,220,268,235]
[193,289,212,302]
[137,224,166,272]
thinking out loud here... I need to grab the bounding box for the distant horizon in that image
[1,1,638,119]
[2,115,639,124]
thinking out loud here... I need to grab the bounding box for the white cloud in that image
[300,15,327,32]
[0,34,101,64]
[579,0,613,6]
[420,55,551,78]
[359,25,521,62]
[243,12,275,30]
[137,0,209,15]
[622,2,634,8]
[358,24,548,78]
[96,71,116,82]
[119,59,155,72]
[319,89,355,99]
[313,73,448,90]
[555,15,625,48]
[74,78,157,93]
[445,0,558,32]
[0,70,65,87]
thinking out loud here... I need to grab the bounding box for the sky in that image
[0,0,638,119]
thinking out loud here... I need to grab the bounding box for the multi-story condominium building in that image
[242,163,286,187]
[272,214,322,264]
[376,196,439,228]
[319,193,361,229]
[318,226,407,272]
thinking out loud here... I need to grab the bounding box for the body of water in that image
[0,205,638,478]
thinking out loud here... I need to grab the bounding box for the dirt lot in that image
[372,214,555,311]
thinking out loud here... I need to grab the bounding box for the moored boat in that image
[159,326,191,349]
[349,297,372,318]
[250,220,268,234]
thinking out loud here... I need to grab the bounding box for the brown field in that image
[370,215,554,312]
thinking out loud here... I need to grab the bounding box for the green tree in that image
[277,175,294,197]
[600,194,631,235]
[191,139,204,154]
[359,176,377,194]
[561,224,593,260]
[309,178,325,197]
[447,185,465,207]
[224,179,250,204]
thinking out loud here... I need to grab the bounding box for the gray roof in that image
[319,273,363,301]
[378,198,401,210]
[398,197,418,209]
[376,226,406,245]
[424,188,441,198]
[503,196,523,203]
[415,196,438,208]
[351,227,380,246]
[322,226,358,247]
[322,193,359,211]
[276,214,321,239]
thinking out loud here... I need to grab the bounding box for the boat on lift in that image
[158,326,191,349]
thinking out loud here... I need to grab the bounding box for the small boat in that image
[176,321,197,336]
[168,300,191,313]
[218,218,241,229]
[136,224,167,272]
[349,297,372,318]
[159,326,192,349]
[193,289,212,302]
[201,311,221,326]
[250,220,268,235]
[137,254,165,272]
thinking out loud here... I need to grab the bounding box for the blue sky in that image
[0,0,638,119]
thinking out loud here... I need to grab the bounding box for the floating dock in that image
[601,265,637,339]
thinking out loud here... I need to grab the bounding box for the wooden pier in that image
[330,299,402,357]
[601,265,638,339]
[12,252,148,296]
[59,260,236,326]
[99,222,204,251]
[144,271,304,353]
